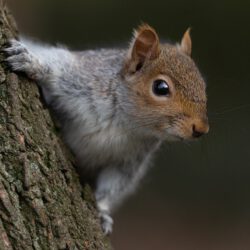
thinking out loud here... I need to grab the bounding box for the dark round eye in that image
[153,79,170,96]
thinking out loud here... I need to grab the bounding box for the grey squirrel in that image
[5,24,209,234]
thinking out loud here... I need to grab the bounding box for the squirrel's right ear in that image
[178,28,192,56]
[124,24,160,74]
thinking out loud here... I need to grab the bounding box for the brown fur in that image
[123,24,209,139]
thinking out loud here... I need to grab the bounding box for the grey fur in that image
[5,34,207,234]
[5,39,163,234]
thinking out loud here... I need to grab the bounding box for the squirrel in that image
[5,24,209,234]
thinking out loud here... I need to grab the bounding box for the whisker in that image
[209,103,250,116]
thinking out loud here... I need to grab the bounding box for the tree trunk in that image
[0,3,111,250]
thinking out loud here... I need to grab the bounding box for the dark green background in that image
[8,0,250,249]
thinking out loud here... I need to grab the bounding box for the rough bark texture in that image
[0,3,111,250]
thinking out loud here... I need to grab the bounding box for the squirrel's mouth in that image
[163,118,209,141]
[165,131,207,142]
[164,133,184,142]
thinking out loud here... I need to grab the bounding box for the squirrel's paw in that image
[99,211,113,235]
[4,39,42,80]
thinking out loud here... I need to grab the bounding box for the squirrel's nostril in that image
[192,124,205,138]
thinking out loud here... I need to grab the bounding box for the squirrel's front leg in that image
[4,39,51,82]
[95,166,145,235]
[4,39,76,105]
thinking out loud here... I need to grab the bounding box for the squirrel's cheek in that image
[154,123,168,134]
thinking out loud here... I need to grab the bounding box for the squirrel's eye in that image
[153,79,170,96]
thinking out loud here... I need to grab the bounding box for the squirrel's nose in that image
[192,121,209,138]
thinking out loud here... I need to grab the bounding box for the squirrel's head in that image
[122,24,209,141]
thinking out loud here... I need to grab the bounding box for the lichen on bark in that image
[0,3,111,250]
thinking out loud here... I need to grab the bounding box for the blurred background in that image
[7,0,250,249]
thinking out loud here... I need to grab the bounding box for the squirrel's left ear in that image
[125,24,160,74]
[179,28,192,56]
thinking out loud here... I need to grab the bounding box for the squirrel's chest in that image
[66,123,154,169]
[66,123,137,165]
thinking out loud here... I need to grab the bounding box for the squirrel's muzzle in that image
[191,119,209,138]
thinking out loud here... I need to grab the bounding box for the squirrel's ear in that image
[125,24,160,73]
[179,28,192,56]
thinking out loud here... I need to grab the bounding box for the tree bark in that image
[0,3,111,250]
